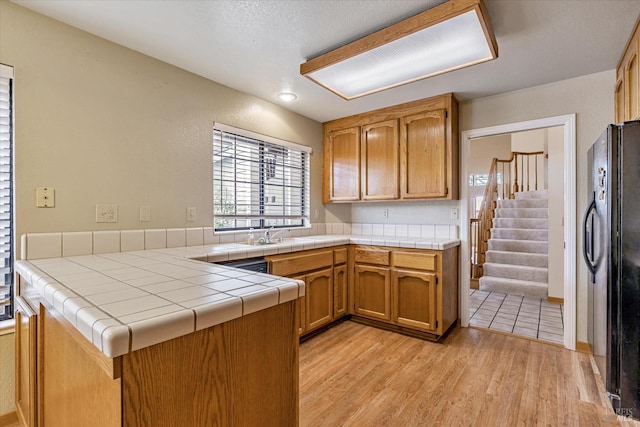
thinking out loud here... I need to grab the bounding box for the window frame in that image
[212,122,312,233]
[0,63,15,321]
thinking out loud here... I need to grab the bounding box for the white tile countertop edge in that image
[15,235,459,358]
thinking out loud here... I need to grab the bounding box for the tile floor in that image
[469,289,564,344]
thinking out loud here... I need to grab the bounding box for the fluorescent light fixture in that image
[300,0,498,100]
[277,92,297,102]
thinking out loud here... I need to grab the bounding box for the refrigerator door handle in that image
[582,198,597,277]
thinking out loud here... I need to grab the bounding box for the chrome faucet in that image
[264,227,289,244]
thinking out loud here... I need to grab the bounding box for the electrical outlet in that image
[187,207,196,222]
[36,187,55,207]
[139,206,151,222]
[96,204,118,223]
[383,209,389,219]
[314,209,319,220]
[450,208,459,220]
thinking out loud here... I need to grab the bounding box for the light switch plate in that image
[36,187,55,207]
[139,206,151,222]
[96,204,118,223]
[187,207,196,222]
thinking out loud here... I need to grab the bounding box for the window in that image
[468,173,502,187]
[213,123,311,232]
[0,64,14,321]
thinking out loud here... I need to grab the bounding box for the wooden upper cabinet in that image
[400,109,447,199]
[322,93,459,203]
[361,119,399,200]
[616,16,640,122]
[325,127,360,202]
[626,47,639,120]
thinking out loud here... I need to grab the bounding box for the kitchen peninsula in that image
[14,231,459,426]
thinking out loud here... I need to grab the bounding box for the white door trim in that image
[460,114,576,350]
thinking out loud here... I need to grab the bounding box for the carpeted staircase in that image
[479,190,549,298]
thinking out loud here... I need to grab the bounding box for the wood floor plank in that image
[300,321,622,427]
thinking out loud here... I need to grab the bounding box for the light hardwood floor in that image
[300,321,630,426]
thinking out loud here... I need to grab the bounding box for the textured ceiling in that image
[13,0,640,123]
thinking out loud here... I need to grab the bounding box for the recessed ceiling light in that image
[300,0,498,100]
[277,92,297,102]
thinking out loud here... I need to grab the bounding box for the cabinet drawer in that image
[355,247,390,266]
[393,251,436,271]
[269,250,333,277]
[334,248,347,265]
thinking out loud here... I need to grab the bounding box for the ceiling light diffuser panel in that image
[300,0,498,100]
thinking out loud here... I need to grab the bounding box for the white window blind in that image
[0,64,14,321]
[213,123,310,231]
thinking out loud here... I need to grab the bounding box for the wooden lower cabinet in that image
[41,304,122,426]
[306,268,333,331]
[14,279,298,427]
[353,264,391,321]
[351,245,458,339]
[392,268,437,332]
[14,296,38,427]
[268,246,349,337]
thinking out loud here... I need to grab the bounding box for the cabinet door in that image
[361,119,398,200]
[305,268,333,331]
[625,47,639,120]
[15,296,38,427]
[392,268,437,332]
[615,78,625,124]
[354,264,390,321]
[333,264,347,318]
[400,109,447,199]
[326,127,361,201]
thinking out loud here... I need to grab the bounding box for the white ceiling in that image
[13,0,640,123]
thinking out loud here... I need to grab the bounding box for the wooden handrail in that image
[470,151,545,279]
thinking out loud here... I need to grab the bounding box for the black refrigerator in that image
[583,120,640,420]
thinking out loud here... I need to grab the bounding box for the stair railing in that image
[470,151,545,279]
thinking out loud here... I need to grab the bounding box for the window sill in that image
[213,224,311,236]
[0,319,15,335]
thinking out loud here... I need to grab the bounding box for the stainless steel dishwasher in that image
[219,257,269,273]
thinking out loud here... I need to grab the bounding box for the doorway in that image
[460,115,577,350]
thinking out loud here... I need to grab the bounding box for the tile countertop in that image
[14,234,460,358]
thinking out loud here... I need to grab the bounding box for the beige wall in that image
[460,69,616,342]
[511,128,546,190]
[469,134,512,176]
[467,134,511,218]
[0,1,325,256]
[547,126,565,299]
[0,1,325,414]
[0,332,15,415]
